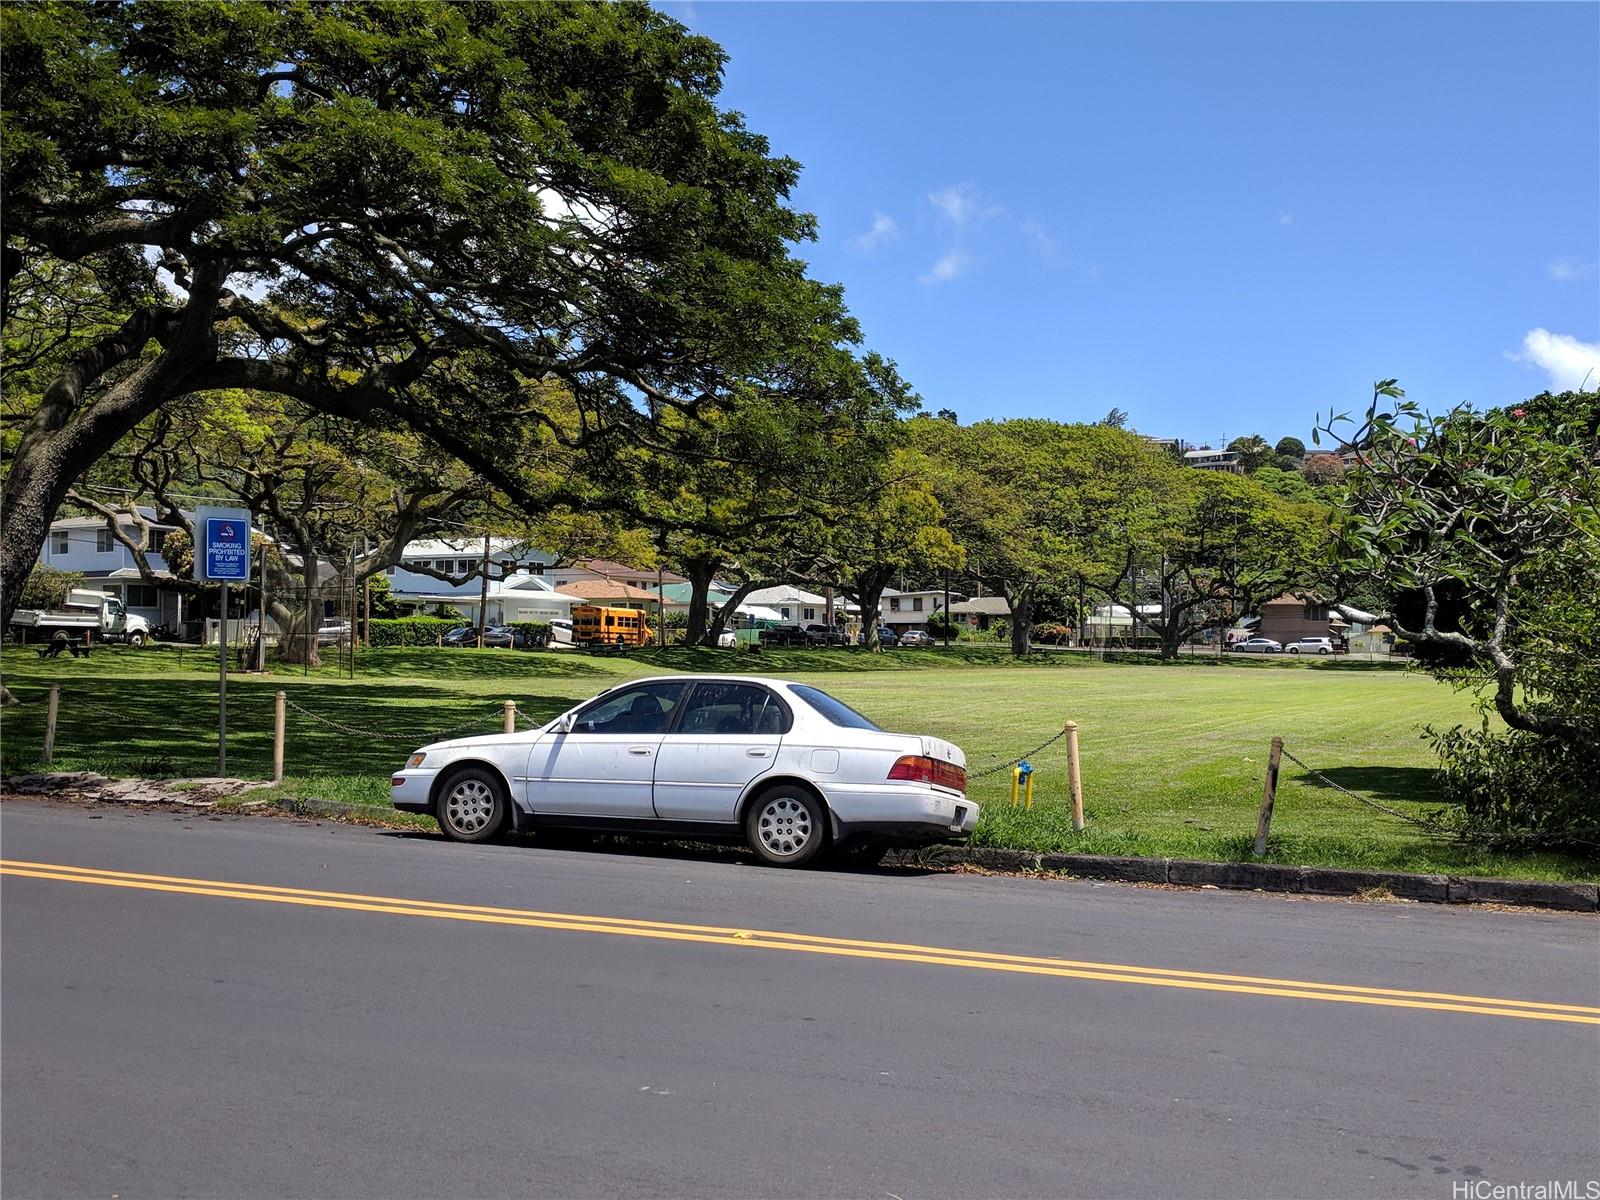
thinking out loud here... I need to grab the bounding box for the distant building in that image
[877,587,959,634]
[551,558,686,593]
[1255,593,1351,646]
[1182,448,1243,474]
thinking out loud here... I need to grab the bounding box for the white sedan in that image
[390,674,977,867]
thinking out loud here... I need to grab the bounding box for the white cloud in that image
[850,211,899,253]
[1020,219,1056,258]
[1548,259,1597,282]
[1278,211,1295,226]
[928,183,1002,225]
[919,249,972,285]
[1512,328,1600,392]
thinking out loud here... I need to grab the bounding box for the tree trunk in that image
[1159,622,1183,660]
[853,567,894,652]
[271,554,323,667]
[1006,584,1035,656]
[703,577,767,647]
[681,557,719,646]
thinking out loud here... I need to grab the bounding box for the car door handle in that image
[628,747,653,757]
[745,748,771,759]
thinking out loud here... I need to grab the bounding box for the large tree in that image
[0,1,879,681]
[825,447,964,651]
[912,418,1118,656]
[1085,469,1327,659]
[1320,384,1600,848]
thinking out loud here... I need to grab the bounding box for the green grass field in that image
[1,643,1591,881]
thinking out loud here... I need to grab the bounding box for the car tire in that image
[745,785,828,868]
[128,631,146,648]
[1320,648,1331,655]
[435,767,508,843]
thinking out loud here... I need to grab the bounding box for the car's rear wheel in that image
[435,768,507,843]
[746,786,827,867]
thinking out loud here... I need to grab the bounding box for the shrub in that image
[508,621,551,646]
[1031,621,1073,645]
[1429,726,1600,852]
[367,616,462,647]
[18,565,84,610]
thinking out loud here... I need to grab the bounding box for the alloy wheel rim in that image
[446,779,495,834]
[757,796,814,857]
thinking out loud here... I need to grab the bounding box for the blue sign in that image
[196,508,252,582]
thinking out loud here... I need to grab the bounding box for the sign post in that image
[195,506,252,775]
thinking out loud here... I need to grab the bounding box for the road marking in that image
[3,859,1596,1025]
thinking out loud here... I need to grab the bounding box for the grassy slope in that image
[1,644,1591,880]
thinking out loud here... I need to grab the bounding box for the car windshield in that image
[789,684,881,731]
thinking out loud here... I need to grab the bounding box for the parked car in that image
[390,674,977,866]
[758,624,808,647]
[315,618,351,646]
[441,624,479,647]
[548,618,574,647]
[803,623,848,647]
[858,625,899,647]
[480,624,530,649]
[898,629,935,648]
[1231,637,1283,653]
[1286,636,1336,655]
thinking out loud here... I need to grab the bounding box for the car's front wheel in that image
[746,786,827,867]
[435,768,507,843]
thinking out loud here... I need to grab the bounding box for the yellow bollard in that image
[1009,766,1021,809]
[1024,770,1035,811]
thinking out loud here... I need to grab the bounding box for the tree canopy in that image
[0,0,892,647]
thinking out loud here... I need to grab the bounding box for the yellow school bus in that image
[571,605,654,649]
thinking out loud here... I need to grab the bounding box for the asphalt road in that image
[2,799,1596,1200]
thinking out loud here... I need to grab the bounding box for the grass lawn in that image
[1,642,1591,881]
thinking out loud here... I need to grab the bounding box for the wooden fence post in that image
[1254,736,1284,858]
[503,700,516,734]
[273,691,286,785]
[43,684,60,766]
[1066,720,1084,831]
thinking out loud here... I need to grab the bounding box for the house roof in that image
[948,596,1010,616]
[556,580,662,603]
[401,537,546,559]
[566,558,687,584]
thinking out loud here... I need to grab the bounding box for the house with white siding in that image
[35,509,189,630]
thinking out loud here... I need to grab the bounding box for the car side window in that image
[574,682,687,735]
[676,683,791,736]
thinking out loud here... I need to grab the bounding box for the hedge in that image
[367,616,462,647]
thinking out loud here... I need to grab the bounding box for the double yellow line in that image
[4,858,1596,1025]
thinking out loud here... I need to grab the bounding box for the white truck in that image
[10,588,151,647]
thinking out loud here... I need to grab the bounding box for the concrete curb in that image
[5,773,1594,911]
[914,847,1597,912]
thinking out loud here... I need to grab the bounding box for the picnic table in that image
[35,639,93,660]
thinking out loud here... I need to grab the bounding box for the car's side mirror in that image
[554,713,575,734]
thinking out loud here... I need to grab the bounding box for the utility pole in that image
[476,534,491,649]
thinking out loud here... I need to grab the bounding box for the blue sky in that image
[662,1,1600,446]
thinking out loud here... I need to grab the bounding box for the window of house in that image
[912,597,924,612]
[126,585,159,607]
[460,559,476,573]
[532,563,546,575]
[1303,603,1329,621]
[780,607,791,620]
[148,529,167,554]
[96,528,114,553]
[386,565,396,576]
[52,531,69,555]
[803,607,816,621]
[889,597,901,612]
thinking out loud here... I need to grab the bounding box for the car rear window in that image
[789,685,882,731]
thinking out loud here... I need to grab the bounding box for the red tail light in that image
[888,755,966,793]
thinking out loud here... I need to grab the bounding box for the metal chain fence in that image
[1279,745,1450,834]
[282,695,504,743]
[968,725,1071,780]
